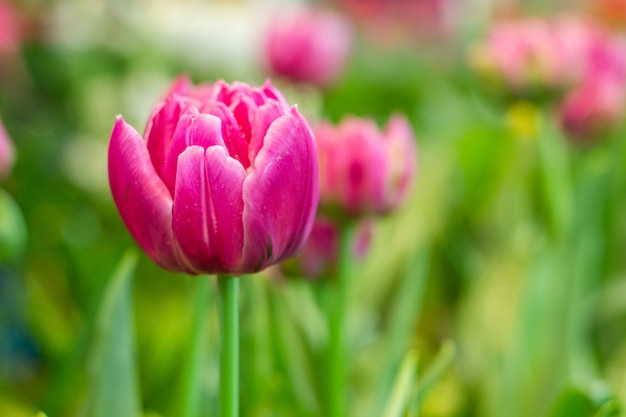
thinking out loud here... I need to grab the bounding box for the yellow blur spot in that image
[505,101,541,141]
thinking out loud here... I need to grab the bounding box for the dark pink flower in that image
[264,9,352,87]
[315,115,416,218]
[108,77,320,275]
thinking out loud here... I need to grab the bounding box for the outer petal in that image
[108,116,186,272]
[172,145,246,274]
[248,100,284,167]
[241,107,319,272]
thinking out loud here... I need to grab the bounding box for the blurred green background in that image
[1,0,625,416]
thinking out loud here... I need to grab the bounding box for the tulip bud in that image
[108,77,319,275]
[264,8,352,87]
[315,115,416,219]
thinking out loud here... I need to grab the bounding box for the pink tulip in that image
[0,117,14,180]
[315,115,416,218]
[559,34,626,138]
[108,77,320,275]
[264,8,352,87]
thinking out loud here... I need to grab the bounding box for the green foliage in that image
[89,250,140,417]
[1,2,626,417]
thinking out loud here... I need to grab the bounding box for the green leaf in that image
[548,386,620,417]
[171,276,212,417]
[410,339,457,411]
[537,116,572,239]
[0,188,27,264]
[593,400,620,417]
[382,349,418,417]
[90,250,141,417]
[548,387,594,417]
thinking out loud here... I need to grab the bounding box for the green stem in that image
[218,275,239,417]
[327,224,355,417]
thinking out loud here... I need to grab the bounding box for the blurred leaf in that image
[593,399,620,417]
[537,116,572,239]
[269,285,321,417]
[170,276,211,417]
[549,386,620,417]
[0,188,27,264]
[549,387,594,417]
[382,349,418,417]
[372,249,429,416]
[410,339,457,410]
[90,250,141,417]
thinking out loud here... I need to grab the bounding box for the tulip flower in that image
[108,76,320,276]
[0,117,14,180]
[559,34,626,139]
[264,8,352,87]
[315,114,416,219]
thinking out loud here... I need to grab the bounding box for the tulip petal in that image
[241,107,319,271]
[145,94,200,178]
[210,102,250,168]
[249,100,284,167]
[173,145,246,274]
[161,113,226,194]
[108,116,187,272]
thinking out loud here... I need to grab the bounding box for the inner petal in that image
[210,102,251,170]
[161,113,226,195]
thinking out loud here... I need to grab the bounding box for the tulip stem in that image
[326,224,355,417]
[218,274,239,417]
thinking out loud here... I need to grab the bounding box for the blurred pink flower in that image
[473,18,588,91]
[264,8,352,87]
[0,0,22,55]
[0,117,14,180]
[283,216,373,280]
[315,114,417,219]
[108,76,319,275]
[472,15,626,138]
[560,34,626,138]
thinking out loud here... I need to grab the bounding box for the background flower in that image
[316,114,417,219]
[263,8,352,87]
